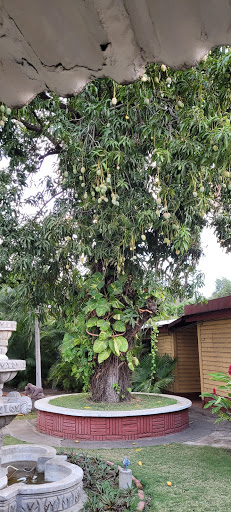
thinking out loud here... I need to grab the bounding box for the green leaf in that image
[89,290,103,300]
[114,338,122,355]
[112,309,125,320]
[109,338,120,356]
[95,299,111,317]
[110,298,124,309]
[62,332,77,346]
[98,329,112,340]
[61,333,77,360]
[89,272,105,290]
[98,348,111,363]
[96,319,111,330]
[108,280,124,295]
[108,335,128,355]
[93,338,109,353]
[115,336,128,352]
[83,299,97,314]
[86,317,98,328]
[113,320,125,332]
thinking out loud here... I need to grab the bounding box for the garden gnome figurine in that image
[119,457,132,489]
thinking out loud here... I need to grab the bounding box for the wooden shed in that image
[156,296,231,398]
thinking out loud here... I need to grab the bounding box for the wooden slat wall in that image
[157,332,174,357]
[198,319,231,396]
[174,325,201,393]
[156,332,176,392]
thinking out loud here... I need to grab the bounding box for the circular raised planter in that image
[35,393,192,441]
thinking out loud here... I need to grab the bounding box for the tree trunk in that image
[91,354,131,403]
[90,299,157,403]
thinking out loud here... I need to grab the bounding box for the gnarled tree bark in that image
[90,299,157,403]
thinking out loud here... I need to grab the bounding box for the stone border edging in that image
[35,393,192,418]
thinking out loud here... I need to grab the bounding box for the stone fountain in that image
[0,322,31,427]
[0,321,86,512]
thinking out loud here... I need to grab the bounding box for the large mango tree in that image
[1,47,231,401]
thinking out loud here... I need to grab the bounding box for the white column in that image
[35,312,42,388]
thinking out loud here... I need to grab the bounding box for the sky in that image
[197,227,231,298]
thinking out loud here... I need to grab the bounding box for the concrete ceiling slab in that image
[0,0,231,107]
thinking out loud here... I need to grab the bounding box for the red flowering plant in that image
[202,365,231,422]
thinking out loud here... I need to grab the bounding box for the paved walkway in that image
[3,403,231,450]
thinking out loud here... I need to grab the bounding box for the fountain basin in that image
[0,445,86,512]
[0,360,26,383]
[36,393,192,441]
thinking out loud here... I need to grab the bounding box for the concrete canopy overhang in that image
[1,0,231,107]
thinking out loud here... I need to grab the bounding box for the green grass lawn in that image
[49,393,177,411]
[3,435,230,511]
[64,444,231,512]
[3,435,27,445]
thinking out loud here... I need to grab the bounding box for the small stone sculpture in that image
[119,457,132,489]
[122,457,131,471]
[25,383,45,400]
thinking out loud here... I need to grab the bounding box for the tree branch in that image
[125,299,157,345]
[86,328,99,337]
[38,146,62,161]
[18,119,42,135]
[17,117,63,161]
[32,191,63,220]
[32,110,43,126]
[39,92,81,121]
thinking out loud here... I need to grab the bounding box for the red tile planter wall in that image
[36,394,191,441]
